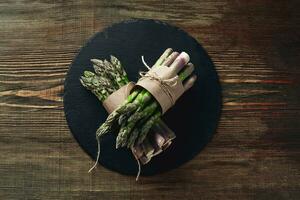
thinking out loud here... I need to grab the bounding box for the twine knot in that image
[139,56,177,106]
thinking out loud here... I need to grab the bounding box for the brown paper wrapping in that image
[102,82,135,114]
[136,65,185,114]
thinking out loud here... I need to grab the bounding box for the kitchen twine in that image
[140,56,177,107]
[132,148,141,181]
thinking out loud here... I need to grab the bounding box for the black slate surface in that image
[64,19,222,176]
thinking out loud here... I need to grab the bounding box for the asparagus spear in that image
[116,101,158,148]
[110,55,129,83]
[127,114,152,148]
[117,90,152,125]
[104,59,127,87]
[95,89,140,138]
[136,111,161,145]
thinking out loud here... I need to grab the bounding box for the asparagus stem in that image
[96,89,140,138]
[153,48,173,68]
[116,101,158,148]
[179,63,194,81]
[136,111,161,144]
[117,90,152,125]
[126,116,149,148]
[117,112,130,126]
[127,128,140,148]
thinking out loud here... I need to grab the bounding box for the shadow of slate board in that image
[64,19,222,176]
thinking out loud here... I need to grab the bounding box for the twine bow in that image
[139,56,178,106]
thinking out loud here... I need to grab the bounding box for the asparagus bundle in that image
[80,55,178,174]
[97,48,196,150]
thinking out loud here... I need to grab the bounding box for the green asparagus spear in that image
[136,111,161,144]
[95,89,141,137]
[116,101,158,148]
[127,115,150,148]
[103,59,126,87]
[110,55,129,83]
[117,90,152,125]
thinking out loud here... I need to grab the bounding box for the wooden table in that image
[0,1,299,199]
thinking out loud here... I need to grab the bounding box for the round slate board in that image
[64,19,222,176]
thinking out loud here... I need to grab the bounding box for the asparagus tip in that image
[110,55,116,60]
[79,78,85,86]
[84,70,95,77]
[116,140,121,149]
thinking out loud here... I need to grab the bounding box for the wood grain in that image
[0,0,299,199]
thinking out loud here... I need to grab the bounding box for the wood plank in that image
[0,0,299,199]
